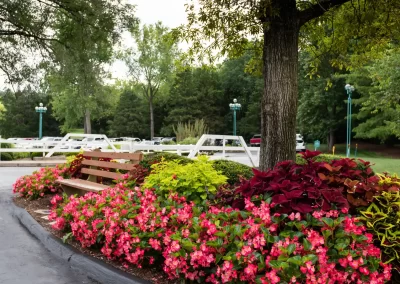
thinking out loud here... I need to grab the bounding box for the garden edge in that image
[9,201,150,284]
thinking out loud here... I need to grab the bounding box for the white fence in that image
[0,134,260,167]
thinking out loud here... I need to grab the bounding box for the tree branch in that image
[298,0,351,27]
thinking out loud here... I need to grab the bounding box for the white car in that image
[32,137,63,149]
[296,134,306,152]
[82,137,108,150]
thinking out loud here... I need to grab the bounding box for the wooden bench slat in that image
[83,151,143,161]
[81,168,124,180]
[58,179,109,192]
[82,159,137,171]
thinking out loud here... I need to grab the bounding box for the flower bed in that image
[13,151,400,283]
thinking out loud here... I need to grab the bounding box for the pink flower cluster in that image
[50,185,391,283]
[13,165,68,199]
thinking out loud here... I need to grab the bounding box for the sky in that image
[109,0,189,80]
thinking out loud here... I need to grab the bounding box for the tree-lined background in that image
[0,0,399,169]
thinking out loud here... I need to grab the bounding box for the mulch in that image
[13,195,177,284]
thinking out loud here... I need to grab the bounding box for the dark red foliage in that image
[233,150,378,213]
[128,164,150,185]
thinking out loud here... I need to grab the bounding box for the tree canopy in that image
[0,0,136,83]
[180,0,400,170]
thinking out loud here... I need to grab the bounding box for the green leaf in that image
[269,260,282,269]
[322,217,334,228]
[303,239,312,251]
[287,255,303,266]
[287,243,296,255]
[62,232,72,243]
[334,242,348,251]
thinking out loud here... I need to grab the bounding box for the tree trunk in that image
[149,97,154,139]
[327,130,335,152]
[84,109,92,134]
[260,0,299,171]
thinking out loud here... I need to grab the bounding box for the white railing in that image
[0,134,260,166]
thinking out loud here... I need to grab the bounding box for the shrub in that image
[234,151,378,213]
[139,152,193,170]
[51,187,391,283]
[13,165,69,199]
[127,164,150,185]
[212,159,253,185]
[360,188,400,266]
[50,185,191,267]
[142,156,227,202]
[161,140,176,145]
[296,153,340,165]
[178,137,198,145]
[163,200,391,283]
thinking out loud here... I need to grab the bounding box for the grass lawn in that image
[67,128,84,134]
[307,143,400,175]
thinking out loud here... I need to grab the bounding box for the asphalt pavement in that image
[0,167,95,284]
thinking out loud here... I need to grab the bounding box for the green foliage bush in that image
[360,187,400,265]
[0,143,30,160]
[296,153,339,164]
[139,152,193,170]
[143,156,227,202]
[177,137,198,145]
[212,159,253,185]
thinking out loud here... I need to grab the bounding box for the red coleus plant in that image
[234,151,379,213]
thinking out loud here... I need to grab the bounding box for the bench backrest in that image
[81,151,143,182]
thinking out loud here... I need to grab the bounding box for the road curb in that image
[9,202,150,284]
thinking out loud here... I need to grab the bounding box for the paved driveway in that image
[0,168,95,284]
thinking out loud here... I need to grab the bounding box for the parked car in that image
[152,137,163,145]
[296,135,306,152]
[82,136,108,150]
[161,137,175,144]
[250,134,261,147]
[250,133,306,152]
[121,137,142,143]
[32,137,63,149]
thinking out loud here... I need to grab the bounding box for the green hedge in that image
[212,159,254,185]
[296,154,340,165]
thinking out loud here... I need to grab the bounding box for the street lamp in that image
[345,84,355,158]
[229,99,241,136]
[35,103,47,139]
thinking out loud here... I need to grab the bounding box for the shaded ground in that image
[0,167,95,284]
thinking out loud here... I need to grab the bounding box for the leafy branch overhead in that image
[0,0,137,83]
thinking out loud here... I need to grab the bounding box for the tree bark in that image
[327,130,335,152]
[149,97,154,139]
[260,0,299,171]
[84,108,91,134]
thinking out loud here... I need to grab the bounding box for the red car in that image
[250,134,261,147]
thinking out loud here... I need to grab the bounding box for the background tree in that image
[0,0,136,84]
[161,67,225,135]
[181,0,400,170]
[109,88,149,138]
[297,52,348,150]
[0,88,60,138]
[124,22,178,139]
[44,0,136,134]
[349,50,400,143]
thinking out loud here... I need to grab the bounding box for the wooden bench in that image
[58,151,143,196]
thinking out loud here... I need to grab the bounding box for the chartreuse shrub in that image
[143,156,227,202]
[211,159,253,185]
[51,186,391,283]
[360,189,400,265]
